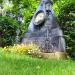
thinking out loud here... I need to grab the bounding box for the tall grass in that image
[0,50,75,75]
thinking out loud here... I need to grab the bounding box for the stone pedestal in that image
[41,52,67,59]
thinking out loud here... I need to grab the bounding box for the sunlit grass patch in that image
[0,52,75,75]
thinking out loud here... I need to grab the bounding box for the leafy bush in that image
[53,0,75,56]
[0,16,18,46]
[0,0,40,47]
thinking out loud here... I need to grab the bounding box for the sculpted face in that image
[34,12,45,25]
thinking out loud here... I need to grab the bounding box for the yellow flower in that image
[2,43,40,54]
[3,47,8,53]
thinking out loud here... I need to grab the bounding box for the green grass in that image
[0,49,75,75]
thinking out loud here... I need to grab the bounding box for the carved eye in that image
[34,11,45,26]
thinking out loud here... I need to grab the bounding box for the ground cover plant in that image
[0,47,75,75]
[0,48,75,75]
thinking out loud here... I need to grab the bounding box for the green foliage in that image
[53,0,75,56]
[0,0,39,46]
[11,0,39,29]
[0,0,2,4]
[0,16,18,46]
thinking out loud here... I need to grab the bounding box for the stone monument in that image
[22,0,66,56]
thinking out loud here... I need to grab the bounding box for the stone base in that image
[40,52,67,59]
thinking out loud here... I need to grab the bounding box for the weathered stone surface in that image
[22,0,66,53]
[41,52,67,59]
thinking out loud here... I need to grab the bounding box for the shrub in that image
[3,44,40,54]
[0,16,18,46]
[53,0,75,56]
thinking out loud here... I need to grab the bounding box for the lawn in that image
[0,49,75,75]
